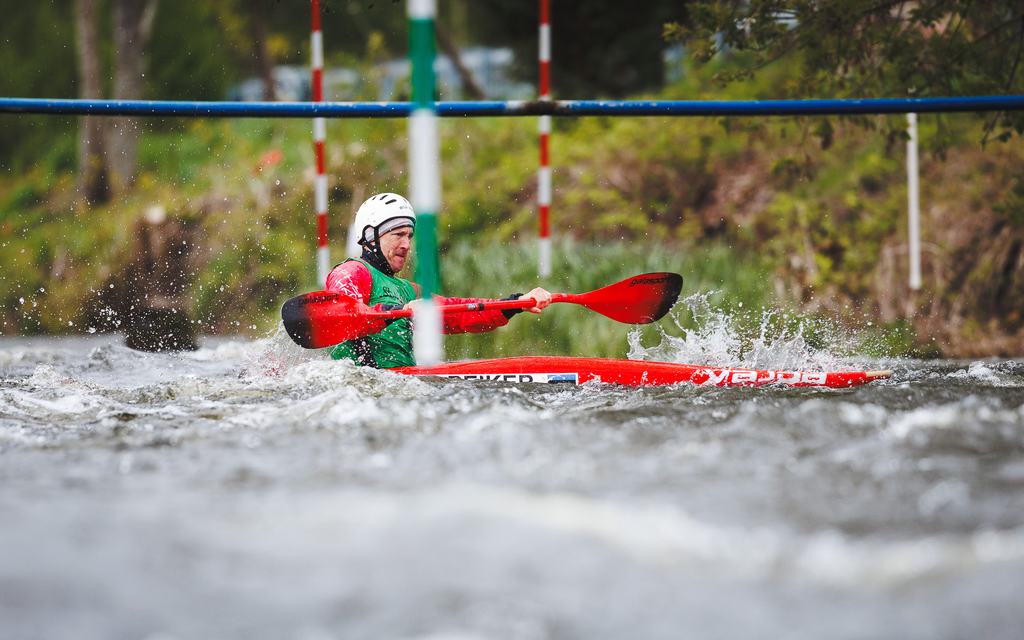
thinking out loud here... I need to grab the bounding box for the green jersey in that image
[330,259,417,368]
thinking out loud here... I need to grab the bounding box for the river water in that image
[2,326,1023,640]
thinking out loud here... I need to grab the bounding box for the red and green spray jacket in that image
[325,258,514,368]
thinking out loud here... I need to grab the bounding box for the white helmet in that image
[353,193,416,247]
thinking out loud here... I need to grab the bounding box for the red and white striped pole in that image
[311,0,330,284]
[537,0,552,278]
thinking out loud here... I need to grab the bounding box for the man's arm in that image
[437,295,517,334]
[324,261,373,303]
[421,288,553,335]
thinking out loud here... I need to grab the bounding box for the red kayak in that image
[392,356,891,388]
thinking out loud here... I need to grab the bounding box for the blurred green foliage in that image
[3,51,1024,357]
[438,239,773,359]
[672,1,1024,140]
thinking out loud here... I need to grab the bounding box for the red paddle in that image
[281,272,683,349]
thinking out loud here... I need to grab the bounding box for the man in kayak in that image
[325,192,552,368]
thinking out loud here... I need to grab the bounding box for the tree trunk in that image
[435,23,485,99]
[108,0,158,191]
[249,2,277,101]
[74,0,110,205]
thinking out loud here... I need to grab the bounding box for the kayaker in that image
[325,192,552,368]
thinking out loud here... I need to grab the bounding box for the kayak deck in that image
[392,356,891,388]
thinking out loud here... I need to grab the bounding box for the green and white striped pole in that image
[408,0,443,364]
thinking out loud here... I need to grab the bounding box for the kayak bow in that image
[392,356,891,388]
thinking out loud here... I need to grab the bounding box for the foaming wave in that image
[0,346,66,367]
[233,483,1024,591]
[456,484,1024,589]
[188,338,267,362]
[948,361,1024,387]
[628,292,876,370]
[4,365,107,419]
[885,396,1024,454]
[236,353,438,405]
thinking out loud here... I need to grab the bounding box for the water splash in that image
[627,291,873,370]
[238,324,323,378]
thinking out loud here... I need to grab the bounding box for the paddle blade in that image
[574,272,683,324]
[281,291,386,349]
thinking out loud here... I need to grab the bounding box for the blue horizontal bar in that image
[1,95,1023,118]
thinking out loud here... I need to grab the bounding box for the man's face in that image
[379,226,414,273]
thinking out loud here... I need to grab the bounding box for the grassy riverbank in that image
[437,239,915,360]
[2,62,1022,356]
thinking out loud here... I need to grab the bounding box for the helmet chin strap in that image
[360,234,396,277]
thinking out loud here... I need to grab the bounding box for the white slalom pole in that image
[537,0,552,278]
[409,0,443,365]
[906,112,922,291]
[311,0,330,284]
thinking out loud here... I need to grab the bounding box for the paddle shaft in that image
[363,295,568,319]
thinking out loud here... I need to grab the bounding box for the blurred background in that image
[1,0,1023,359]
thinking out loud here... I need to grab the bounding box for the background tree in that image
[465,0,689,98]
[108,0,159,191]
[75,0,109,204]
[0,3,77,176]
[669,1,1024,140]
[248,1,277,102]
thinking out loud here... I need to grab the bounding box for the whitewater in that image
[2,309,1023,639]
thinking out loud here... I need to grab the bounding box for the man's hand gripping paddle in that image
[281,272,683,349]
